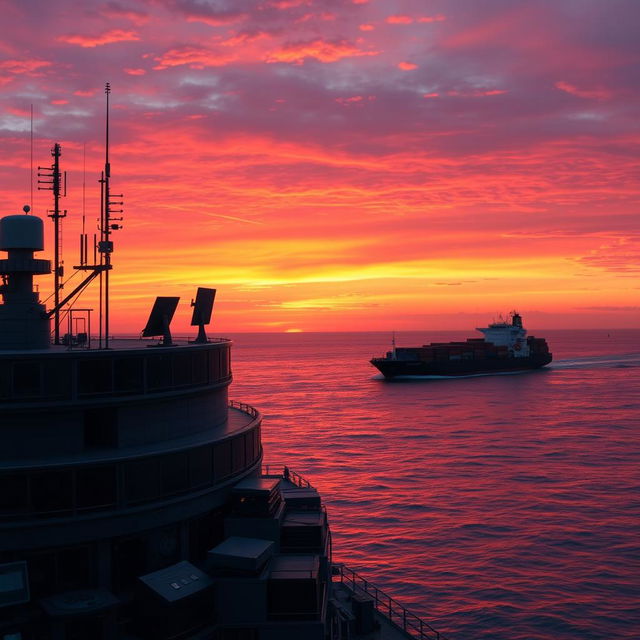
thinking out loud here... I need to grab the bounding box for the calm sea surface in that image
[226,329,639,640]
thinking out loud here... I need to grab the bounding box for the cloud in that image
[57,29,140,47]
[555,81,612,100]
[576,306,640,311]
[266,0,309,8]
[166,0,248,27]
[577,237,640,273]
[335,95,375,107]
[265,39,379,64]
[0,59,52,74]
[154,46,237,69]
[0,0,639,331]
[397,62,418,71]
[418,15,446,23]
[100,2,149,25]
[445,88,508,97]
[386,15,413,25]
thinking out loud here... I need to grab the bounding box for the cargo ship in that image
[371,312,552,378]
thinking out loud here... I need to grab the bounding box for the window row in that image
[0,426,260,519]
[0,344,231,401]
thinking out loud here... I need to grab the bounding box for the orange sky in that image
[0,0,638,332]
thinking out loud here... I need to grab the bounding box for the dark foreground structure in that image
[0,207,449,639]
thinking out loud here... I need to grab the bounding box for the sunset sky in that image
[0,0,638,333]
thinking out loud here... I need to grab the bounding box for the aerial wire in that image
[30,104,34,211]
[82,142,86,235]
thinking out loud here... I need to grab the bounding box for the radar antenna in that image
[142,297,180,346]
[190,287,216,343]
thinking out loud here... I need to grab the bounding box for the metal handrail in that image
[261,463,313,488]
[261,466,446,638]
[333,563,449,640]
[229,399,260,418]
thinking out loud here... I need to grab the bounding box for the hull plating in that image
[370,354,553,378]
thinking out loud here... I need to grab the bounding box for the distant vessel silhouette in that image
[371,312,552,378]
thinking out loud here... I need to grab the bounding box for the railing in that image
[261,463,313,488]
[333,563,449,640]
[259,466,445,638]
[229,399,260,419]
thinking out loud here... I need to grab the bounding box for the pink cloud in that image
[336,96,375,107]
[555,81,612,100]
[184,12,248,27]
[124,68,147,76]
[446,88,508,97]
[386,15,413,25]
[0,59,52,74]
[398,61,418,71]
[100,3,149,25]
[266,0,309,8]
[265,39,378,64]
[418,15,446,23]
[154,47,237,70]
[359,24,374,31]
[57,29,140,48]
[220,32,269,48]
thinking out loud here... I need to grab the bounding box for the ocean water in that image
[227,329,640,640]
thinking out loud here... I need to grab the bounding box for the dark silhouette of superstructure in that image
[0,89,450,640]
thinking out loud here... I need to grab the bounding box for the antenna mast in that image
[30,105,34,211]
[38,142,67,344]
[44,86,123,347]
[98,83,123,349]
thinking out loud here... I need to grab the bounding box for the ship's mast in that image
[42,84,122,349]
[38,143,67,344]
[98,83,123,349]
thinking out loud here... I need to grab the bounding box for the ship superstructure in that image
[0,98,449,640]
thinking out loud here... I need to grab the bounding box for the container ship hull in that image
[371,313,553,379]
[371,352,552,378]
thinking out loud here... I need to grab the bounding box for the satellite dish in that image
[190,287,216,344]
[142,296,180,346]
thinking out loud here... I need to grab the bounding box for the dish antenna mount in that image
[190,287,216,343]
[142,297,180,346]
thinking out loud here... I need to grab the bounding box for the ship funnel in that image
[0,212,51,349]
